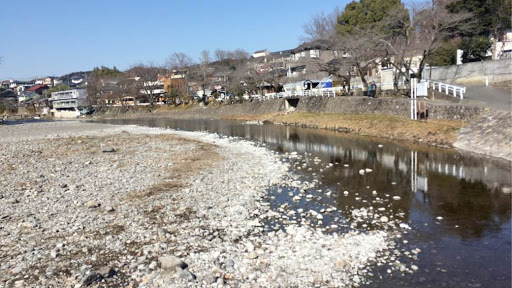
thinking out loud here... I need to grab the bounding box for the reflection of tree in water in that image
[428,174,511,239]
[288,132,301,142]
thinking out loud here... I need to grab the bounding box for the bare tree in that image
[302,7,341,41]
[231,49,250,60]
[126,64,166,106]
[214,49,229,62]
[312,32,384,90]
[199,50,211,65]
[377,1,471,82]
[166,52,195,71]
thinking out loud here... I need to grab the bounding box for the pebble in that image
[247,252,259,259]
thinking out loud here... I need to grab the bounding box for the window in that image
[310,50,319,58]
[300,51,306,57]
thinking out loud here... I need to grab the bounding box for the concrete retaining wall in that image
[97,97,483,122]
[293,97,482,121]
[427,58,512,85]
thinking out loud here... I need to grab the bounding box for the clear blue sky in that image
[0,0,354,80]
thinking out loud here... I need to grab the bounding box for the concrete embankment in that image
[97,96,484,122]
[455,110,512,161]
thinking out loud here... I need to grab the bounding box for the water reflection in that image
[95,117,511,287]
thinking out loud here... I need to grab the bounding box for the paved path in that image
[463,85,511,111]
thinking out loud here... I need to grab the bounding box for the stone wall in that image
[97,100,284,119]
[455,110,512,161]
[293,97,482,121]
[427,58,512,85]
[97,97,483,122]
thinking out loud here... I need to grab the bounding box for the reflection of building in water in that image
[244,125,510,190]
[264,127,510,191]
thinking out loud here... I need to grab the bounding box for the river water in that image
[96,118,511,287]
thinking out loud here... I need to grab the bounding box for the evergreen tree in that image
[337,0,406,34]
[447,0,511,61]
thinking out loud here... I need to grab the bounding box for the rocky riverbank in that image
[0,121,419,287]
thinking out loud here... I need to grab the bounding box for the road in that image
[463,84,511,111]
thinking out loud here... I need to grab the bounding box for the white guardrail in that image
[428,81,466,99]
[253,87,346,100]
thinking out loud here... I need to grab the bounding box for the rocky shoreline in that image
[1,121,417,287]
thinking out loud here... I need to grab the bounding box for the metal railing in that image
[428,81,466,99]
[253,87,345,101]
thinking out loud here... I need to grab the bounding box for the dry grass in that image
[225,112,466,147]
[125,139,222,201]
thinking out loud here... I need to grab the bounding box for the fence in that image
[428,81,466,99]
[254,87,346,101]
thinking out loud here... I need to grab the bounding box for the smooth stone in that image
[149,261,158,270]
[247,252,258,259]
[85,200,100,208]
[225,258,235,268]
[178,270,196,281]
[101,147,115,153]
[159,255,188,270]
[98,266,116,278]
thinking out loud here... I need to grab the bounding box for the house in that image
[1,80,13,89]
[43,77,56,87]
[16,84,34,95]
[287,40,337,81]
[490,30,512,59]
[70,75,85,85]
[0,89,17,101]
[53,78,63,86]
[24,93,49,108]
[253,49,269,58]
[50,88,88,118]
[26,84,49,95]
[18,91,39,104]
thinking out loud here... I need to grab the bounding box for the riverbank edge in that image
[92,97,510,162]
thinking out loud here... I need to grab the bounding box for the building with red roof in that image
[26,84,49,95]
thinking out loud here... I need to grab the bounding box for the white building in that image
[50,88,88,118]
[490,30,512,59]
[252,49,269,58]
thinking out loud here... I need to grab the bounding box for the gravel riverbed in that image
[0,121,412,287]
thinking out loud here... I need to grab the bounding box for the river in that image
[95,118,511,288]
